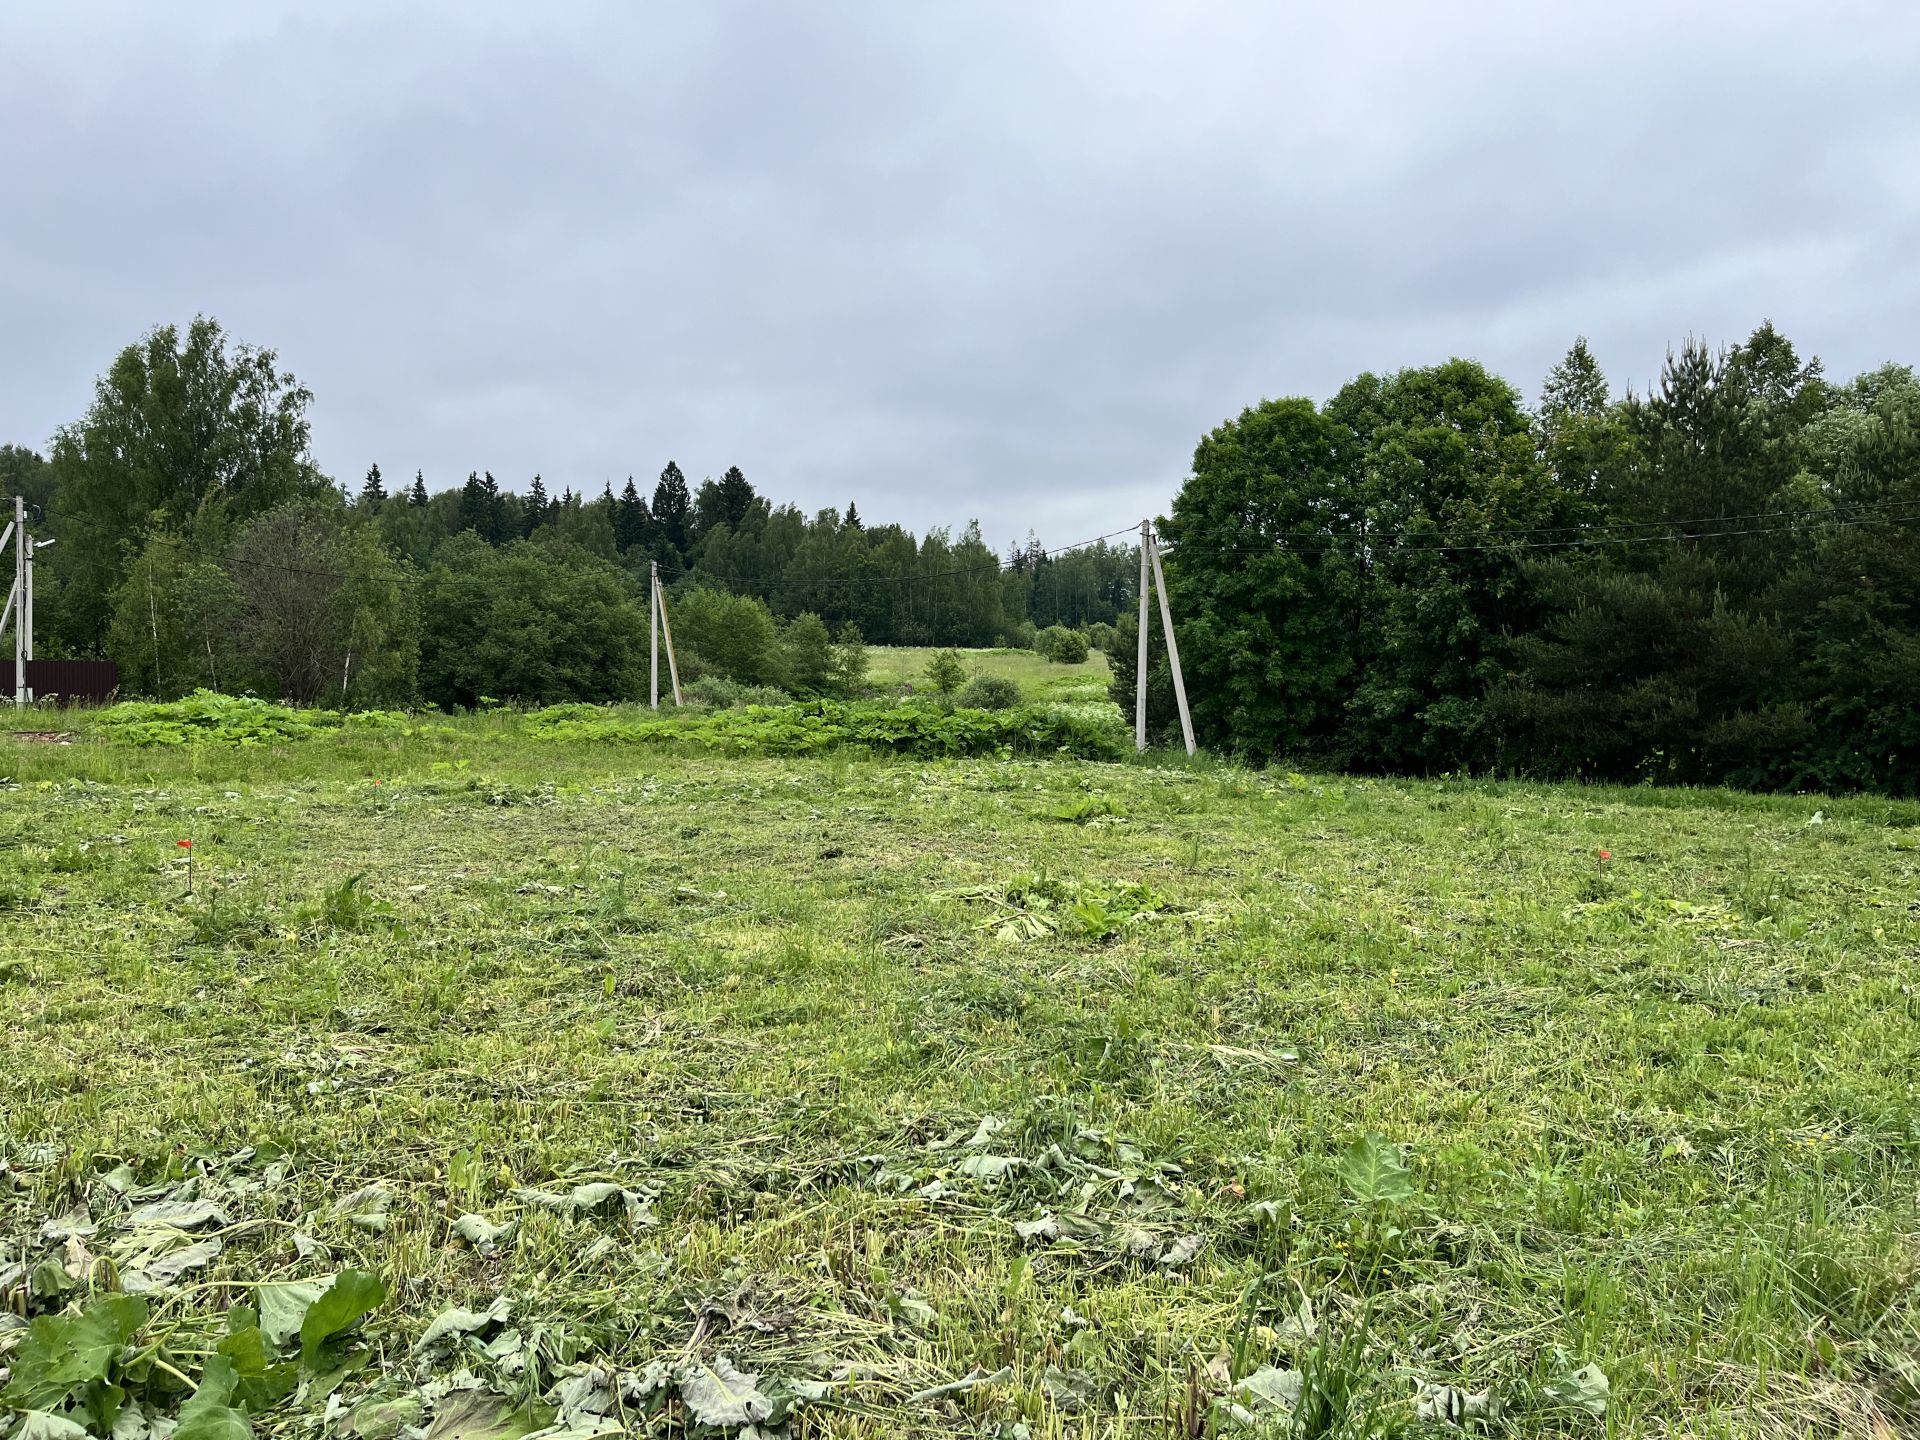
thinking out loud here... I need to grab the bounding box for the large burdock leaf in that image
[1213,1366,1303,1429]
[122,1237,223,1294]
[1336,1133,1414,1206]
[254,1280,327,1348]
[1,1293,148,1430]
[172,1356,250,1440]
[414,1297,510,1357]
[1542,1362,1609,1416]
[125,1200,230,1231]
[674,1356,772,1428]
[15,1414,92,1440]
[423,1388,552,1440]
[298,1270,385,1366]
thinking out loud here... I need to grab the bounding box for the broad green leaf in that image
[1213,1366,1303,1428]
[422,1389,550,1440]
[414,1297,510,1356]
[254,1280,327,1348]
[955,1154,1022,1180]
[15,1413,92,1440]
[1,1294,148,1428]
[1039,1365,1096,1411]
[125,1200,229,1230]
[338,1395,424,1440]
[1336,1133,1414,1206]
[450,1214,513,1256]
[1542,1362,1609,1416]
[298,1269,385,1367]
[213,1326,297,1410]
[674,1356,772,1428]
[172,1357,250,1440]
[1414,1382,1500,1423]
[121,1237,223,1294]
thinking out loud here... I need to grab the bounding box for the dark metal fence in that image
[24,659,120,705]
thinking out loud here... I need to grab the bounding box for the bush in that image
[669,586,786,687]
[1087,621,1116,653]
[1035,625,1090,664]
[1009,620,1038,651]
[524,698,1126,761]
[924,649,967,698]
[683,676,793,709]
[91,691,439,745]
[834,623,869,696]
[958,674,1022,710]
[781,613,836,696]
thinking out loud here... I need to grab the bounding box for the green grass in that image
[865,645,1113,703]
[3,710,1919,1438]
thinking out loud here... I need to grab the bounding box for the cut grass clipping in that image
[3,698,1919,1437]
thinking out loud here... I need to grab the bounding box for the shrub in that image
[958,674,1022,710]
[1035,625,1090,664]
[669,586,786,687]
[523,698,1126,761]
[834,623,869,696]
[781,613,836,696]
[924,649,967,699]
[1087,621,1116,653]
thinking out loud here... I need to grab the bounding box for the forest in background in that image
[0,319,1136,710]
[8,315,1920,793]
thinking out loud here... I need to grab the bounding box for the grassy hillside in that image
[2,711,1917,1437]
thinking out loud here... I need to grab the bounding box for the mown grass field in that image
[3,708,1919,1439]
[864,646,1113,702]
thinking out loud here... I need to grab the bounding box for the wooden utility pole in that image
[1136,519,1150,751]
[6,496,21,706]
[1148,530,1196,756]
[655,570,683,705]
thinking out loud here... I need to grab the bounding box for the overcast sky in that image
[4,3,1917,550]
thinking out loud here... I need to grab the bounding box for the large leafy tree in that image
[104,530,244,698]
[1155,397,1363,757]
[48,317,328,648]
[1333,359,1568,768]
[418,536,647,707]
[225,500,420,706]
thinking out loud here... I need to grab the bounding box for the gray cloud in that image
[4,1,1917,549]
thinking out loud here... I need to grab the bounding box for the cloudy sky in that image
[4,2,1917,549]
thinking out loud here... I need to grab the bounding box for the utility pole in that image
[656,572,682,706]
[1148,529,1196,757]
[8,495,21,706]
[649,559,660,709]
[1136,519,1150,751]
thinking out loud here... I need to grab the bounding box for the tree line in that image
[1132,324,1920,794]
[4,318,1138,709]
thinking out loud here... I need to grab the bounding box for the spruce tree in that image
[615,478,647,552]
[480,471,507,544]
[359,462,387,509]
[458,472,490,536]
[525,474,549,534]
[652,461,691,554]
[716,465,755,529]
[408,470,428,507]
[844,501,861,530]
